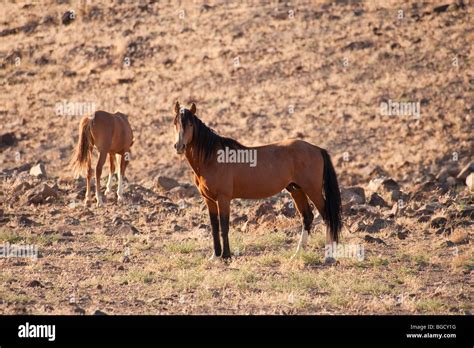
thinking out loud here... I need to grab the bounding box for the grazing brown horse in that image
[70,111,134,207]
[173,102,342,260]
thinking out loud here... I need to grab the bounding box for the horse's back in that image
[88,111,133,152]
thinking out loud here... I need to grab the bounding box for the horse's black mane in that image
[183,110,246,162]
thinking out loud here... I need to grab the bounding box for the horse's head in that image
[173,101,196,154]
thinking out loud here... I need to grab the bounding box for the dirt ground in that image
[0,0,472,314]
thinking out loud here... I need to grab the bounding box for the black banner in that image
[0,315,471,347]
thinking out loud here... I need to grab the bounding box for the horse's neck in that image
[185,146,203,177]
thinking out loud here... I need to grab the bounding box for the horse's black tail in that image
[321,148,342,243]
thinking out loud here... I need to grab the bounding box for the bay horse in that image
[70,111,134,207]
[173,102,342,260]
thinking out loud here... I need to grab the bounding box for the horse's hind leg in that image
[117,151,129,202]
[287,186,314,258]
[104,152,116,196]
[84,158,93,206]
[95,151,107,207]
[303,187,337,263]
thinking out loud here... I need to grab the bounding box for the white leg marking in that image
[291,228,308,259]
[104,173,113,195]
[117,155,124,202]
[96,192,103,207]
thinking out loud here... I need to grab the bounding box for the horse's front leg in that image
[217,197,232,259]
[204,197,221,259]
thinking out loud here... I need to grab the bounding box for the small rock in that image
[18,215,37,226]
[62,231,73,237]
[281,202,296,218]
[466,173,474,192]
[254,202,276,220]
[0,132,16,147]
[173,224,184,232]
[366,218,388,233]
[446,176,457,187]
[155,176,179,191]
[29,163,47,177]
[93,309,107,315]
[232,214,248,225]
[169,184,199,198]
[62,11,75,25]
[368,192,387,207]
[430,216,447,229]
[26,183,58,204]
[27,280,43,288]
[364,235,386,244]
[73,306,86,315]
[122,256,130,263]
[341,186,366,206]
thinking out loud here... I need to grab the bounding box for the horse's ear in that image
[174,101,180,114]
[190,103,196,115]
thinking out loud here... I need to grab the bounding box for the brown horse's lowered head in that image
[173,101,196,155]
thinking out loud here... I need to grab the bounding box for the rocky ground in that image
[0,0,472,314]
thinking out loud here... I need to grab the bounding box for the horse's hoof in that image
[104,189,110,196]
[117,195,124,203]
[324,256,336,265]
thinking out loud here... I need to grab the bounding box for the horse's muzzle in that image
[174,143,185,154]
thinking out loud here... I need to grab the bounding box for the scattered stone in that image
[430,216,447,229]
[93,309,107,315]
[433,4,450,13]
[29,163,47,178]
[368,177,401,203]
[62,231,73,237]
[73,306,86,315]
[341,186,366,207]
[368,192,387,207]
[65,217,80,225]
[254,201,276,221]
[62,11,75,25]
[232,214,248,225]
[350,220,367,233]
[397,231,409,240]
[366,218,389,233]
[27,280,43,288]
[436,164,460,183]
[116,223,139,235]
[18,215,37,226]
[364,235,386,245]
[26,183,58,204]
[446,176,457,187]
[155,176,179,191]
[169,184,199,199]
[0,132,16,147]
[13,180,32,192]
[466,173,474,192]
[122,256,130,263]
[281,201,296,218]
[173,224,184,232]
